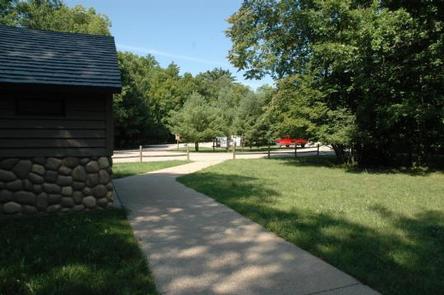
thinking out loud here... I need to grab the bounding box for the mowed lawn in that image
[113,160,190,179]
[178,157,444,295]
[0,209,157,295]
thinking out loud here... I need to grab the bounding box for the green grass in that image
[0,209,157,295]
[178,157,444,295]
[113,160,190,179]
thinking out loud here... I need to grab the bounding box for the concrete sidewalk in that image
[114,162,379,295]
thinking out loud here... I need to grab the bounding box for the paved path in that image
[114,161,379,295]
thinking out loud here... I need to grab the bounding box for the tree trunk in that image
[195,142,199,152]
[332,144,346,163]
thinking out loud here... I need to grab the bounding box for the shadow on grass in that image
[0,209,157,295]
[179,172,444,295]
[113,161,190,179]
[179,172,280,206]
[277,156,441,176]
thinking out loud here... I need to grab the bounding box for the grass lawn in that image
[113,160,189,179]
[0,209,157,295]
[178,157,444,295]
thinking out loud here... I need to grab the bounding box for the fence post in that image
[317,144,320,156]
[186,144,190,161]
[232,141,236,160]
[267,144,271,159]
[294,144,297,158]
[139,145,143,163]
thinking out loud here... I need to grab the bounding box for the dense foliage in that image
[227,0,444,166]
[166,69,273,150]
[113,52,197,147]
[0,0,110,34]
[167,92,219,151]
[114,53,274,148]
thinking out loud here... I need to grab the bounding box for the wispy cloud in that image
[117,44,230,67]
[116,43,272,90]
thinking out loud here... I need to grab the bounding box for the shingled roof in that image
[0,25,121,92]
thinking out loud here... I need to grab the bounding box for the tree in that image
[227,0,444,167]
[270,75,356,161]
[0,0,111,35]
[167,92,220,151]
[211,80,250,142]
[235,85,274,147]
[0,0,19,25]
[194,68,236,101]
[113,52,158,147]
[148,63,197,142]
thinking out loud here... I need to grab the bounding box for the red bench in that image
[275,137,308,148]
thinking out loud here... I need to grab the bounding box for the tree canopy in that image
[167,92,220,151]
[227,0,444,166]
[0,0,110,34]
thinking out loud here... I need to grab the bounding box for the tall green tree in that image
[236,85,274,147]
[0,0,19,25]
[270,75,356,161]
[113,52,158,147]
[0,0,110,35]
[194,68,236,101]
[148,63,197,141]
[167,92,220,151]
[212,80,250,140]
[227,0,444,166]
[113,53,196,147]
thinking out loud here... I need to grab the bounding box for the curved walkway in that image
[114,161,379,295]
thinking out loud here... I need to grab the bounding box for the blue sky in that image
[65,0,273,89]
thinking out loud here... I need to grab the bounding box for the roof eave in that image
[0,81,122,94]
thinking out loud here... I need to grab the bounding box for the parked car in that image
[275,137,308,148]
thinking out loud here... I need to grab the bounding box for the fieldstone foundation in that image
[0,156,113,216]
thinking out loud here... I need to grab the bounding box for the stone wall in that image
[0,156,113,216]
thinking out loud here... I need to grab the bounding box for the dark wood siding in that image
[0,90,113,157]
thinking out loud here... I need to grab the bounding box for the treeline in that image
[114,53,274,149]
[227,0,444,167]
[165,70,274,151]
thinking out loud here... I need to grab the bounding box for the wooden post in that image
[175,134,180,150]
[294,144,297,158]
[232,141,236,160]
[186,144,190,161]
[267,144,271,159]
[139,145,143,163]
[317,144,320,156]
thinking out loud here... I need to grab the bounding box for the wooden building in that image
[0,25,121,215]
